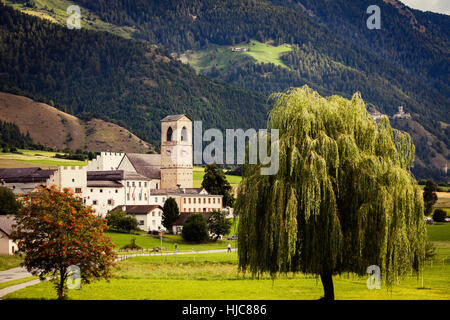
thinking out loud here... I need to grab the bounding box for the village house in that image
[0,215,18,255]
[110,205,163,232]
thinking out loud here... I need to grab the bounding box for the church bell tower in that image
[160,114,193,189]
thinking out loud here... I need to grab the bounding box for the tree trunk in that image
[57,269,67,300]
[320,272,335,300]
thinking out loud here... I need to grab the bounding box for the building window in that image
[115,190,118,193]
[72,179,75,182]
[107,199,113,205]
[181,126,188,142]
[139,182,141,187]
[144,182,147,187]
[203,198,206,204]
[155,197,158,202]
[213,198,215,204]
[92,200,98,205]
[184,198,186,204]
[189,198,191,204]
[167,127,173,141]
[90,189,93,193]
[208,198,211,204]
[75,188,82,193]
[139,220,144,226]
[127,182,130,187]
[132,182,135,187]
[152,212,155,217]
[156,183,159,189]
[193,198,196,204]
[100,189,103,193]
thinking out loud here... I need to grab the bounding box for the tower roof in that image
[161,114,192,122]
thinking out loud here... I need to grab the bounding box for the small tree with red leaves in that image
[11,186,117,300]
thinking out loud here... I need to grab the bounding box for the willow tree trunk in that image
[320,272,335,300]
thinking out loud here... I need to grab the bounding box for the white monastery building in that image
[0,115,225,235]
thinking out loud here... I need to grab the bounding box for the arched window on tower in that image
[167,127,173,141]
[181,126,188,142]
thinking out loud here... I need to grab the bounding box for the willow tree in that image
[236,86,426,300]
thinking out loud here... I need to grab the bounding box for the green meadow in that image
[193,166,241,188]
[107,232,237,253]
[4,223,450,300]
[7,0,134,39]
[183,40,292,74]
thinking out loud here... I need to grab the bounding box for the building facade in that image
[160,115,193,189]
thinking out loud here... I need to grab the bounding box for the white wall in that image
[122,179,152,205]
[131,208,164,232]
[0,231,17,255]
[87,152,124,171]
[47,166,87,195]
[85,186,125,217]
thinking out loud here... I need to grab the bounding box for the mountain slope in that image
[2,1,448,180]
[0,4,268,148]
[55,0,449,179]
[0,92,153,152]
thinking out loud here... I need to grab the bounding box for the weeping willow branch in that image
[236,86,426,289]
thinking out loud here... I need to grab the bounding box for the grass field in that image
[7,0,134,39]
[107,232,237,253]
[183,40,292,74]
[4,248,450,300]
[0,276,38,290]
[4,222,450,300]
[0,149,87,168]
[193,166,241,188]
[0,254,23,271]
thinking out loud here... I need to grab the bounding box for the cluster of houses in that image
[231,47,248,52]
[370,106,411,121]
[0,115,230,254]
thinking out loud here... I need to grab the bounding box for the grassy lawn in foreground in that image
[4,250,450,300]
[0,276,38,290]
[0,254,23,271]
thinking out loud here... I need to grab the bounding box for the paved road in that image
[0,267,33,284]
[0,278,47,299]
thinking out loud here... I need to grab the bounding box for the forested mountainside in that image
[66,0,449,180]
[0,4,268,148]
[2,1,449,181]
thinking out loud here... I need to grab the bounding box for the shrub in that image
[0,186,21,215]
[162,197,180,232]
[432,209,447,223]
[106,211,139,233]
[121,238,142,251]
[182,213,209,242]
[207,210,232,240]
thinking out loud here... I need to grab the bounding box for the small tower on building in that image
[160,114,193,189]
